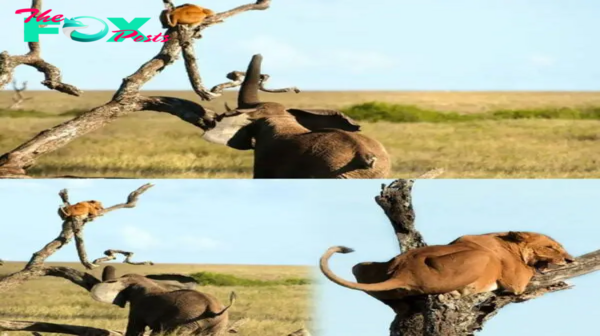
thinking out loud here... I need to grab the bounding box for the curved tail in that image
[214,291,237,316]
[319,246,405,292]
[238,54,262,108]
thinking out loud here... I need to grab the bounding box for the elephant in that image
[202,54,391,179]
[90,266,236,336]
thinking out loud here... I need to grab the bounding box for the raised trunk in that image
[237,54,263,108]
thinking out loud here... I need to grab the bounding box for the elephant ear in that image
[145,273,199,291]
[286,108,361,132]
[90,281,128,308]
[202,113,255,150]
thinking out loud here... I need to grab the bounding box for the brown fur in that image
[160,4,215,29]
[320,231,575,300]
[91,266,235,336]
[203,54,391,179]
[58,200,104,221]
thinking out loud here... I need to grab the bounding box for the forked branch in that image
[0,183,153,292]
[0,0,280,178]
[0,0,81,96]
[92,249,154,266]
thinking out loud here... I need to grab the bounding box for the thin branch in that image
[178,26,218,101]
[210,71,300,96]
[0,0,277,177]
[0,1,81,95]
[259,74,300,94]
[0,321,122,336]
[92,250,154,266]
[0,184,153,292]
[102,183,154,213]
[372,179,600,335]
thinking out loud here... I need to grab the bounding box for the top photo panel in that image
[0,0,598,179]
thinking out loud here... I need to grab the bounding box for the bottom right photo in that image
[314,179,600,336]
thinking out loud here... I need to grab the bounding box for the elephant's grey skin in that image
[90,266,235,336]
[202,54,391,179]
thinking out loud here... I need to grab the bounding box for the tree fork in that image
[368,179,600,336]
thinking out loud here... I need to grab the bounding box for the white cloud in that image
[120,226,161,250]
[329,50,397,74]
[177,236,222,251]
[239,36,314,69]
[529,55,556,67]
[64,180,96,189]
[119,226,222,252]
[238,36,396,73]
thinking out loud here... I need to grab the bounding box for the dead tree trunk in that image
[368,179,600,336]
[0,0,298,178]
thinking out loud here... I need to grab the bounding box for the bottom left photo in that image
[0,180,315,336]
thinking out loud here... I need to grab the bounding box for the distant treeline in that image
[3,102,600,122]
[190,272,311,287]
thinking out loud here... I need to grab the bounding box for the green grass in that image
[341,101,600,123]
[191,271,312,287]
[1,90,599,178]
[0,262,313,336]
[5,103,600,123]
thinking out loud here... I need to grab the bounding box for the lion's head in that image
[500,231,575,272]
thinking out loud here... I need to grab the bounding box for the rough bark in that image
[367,179,600,336]
[0,321,123,336]
[0,0,299,178]
[0,183,153,293]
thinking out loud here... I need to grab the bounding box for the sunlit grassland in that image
[0,262,314,336]
[1,90,599,178]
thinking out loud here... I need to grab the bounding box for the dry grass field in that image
[1,90,599,178]
[0,262,313,336]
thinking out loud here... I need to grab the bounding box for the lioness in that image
[320,231,574,299]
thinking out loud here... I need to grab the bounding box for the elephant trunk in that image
[238,54,263,108]
[102,265,117,281]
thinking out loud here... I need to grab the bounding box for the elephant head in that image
[202,54,362,150]
[201,54,391,178]
[90,266,235,336]
[90,265,199,308]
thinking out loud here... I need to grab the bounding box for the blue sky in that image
[2,0,599,91]
[1,179,600,335]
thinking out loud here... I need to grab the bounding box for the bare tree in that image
[0,183,155,334]
[0,0,298,178]
[347,179,600,336]
[8,79,32,110]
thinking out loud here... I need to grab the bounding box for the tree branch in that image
[0,184,153,292]
[0,0,81,96]
[0,0,277,177]
[92,250,154,266]
[0,320,122,336]
[371,179,600,336]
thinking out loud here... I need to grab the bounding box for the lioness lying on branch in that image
[320,231,574,299]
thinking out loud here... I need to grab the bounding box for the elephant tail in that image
[355,150,377,169]
[214,291,237,316]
